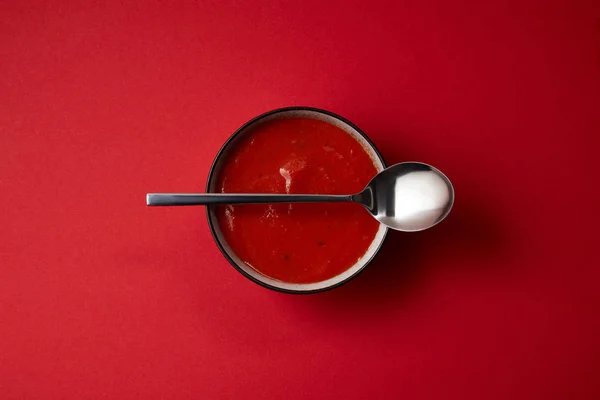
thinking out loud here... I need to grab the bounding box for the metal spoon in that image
[146,162,454,232]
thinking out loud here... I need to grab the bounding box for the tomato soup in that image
[215,117,380,284]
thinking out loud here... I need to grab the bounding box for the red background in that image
[1,1,599,399]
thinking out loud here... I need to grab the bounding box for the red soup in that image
[215,117,380,284]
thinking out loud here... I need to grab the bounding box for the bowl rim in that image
[205,106,388,294]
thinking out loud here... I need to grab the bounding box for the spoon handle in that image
[146,193,353,206]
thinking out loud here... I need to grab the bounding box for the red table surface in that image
[1,1,599,399]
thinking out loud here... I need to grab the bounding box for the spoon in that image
[146,161,454,232]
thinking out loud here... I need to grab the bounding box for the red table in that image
[2,1,599,398]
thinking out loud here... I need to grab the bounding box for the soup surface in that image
[215,117,381,283]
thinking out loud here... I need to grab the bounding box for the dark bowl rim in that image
[205,106,388,294]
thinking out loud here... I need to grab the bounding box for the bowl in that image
[206,107,388,293]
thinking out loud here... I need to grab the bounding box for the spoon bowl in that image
[356,162,454,232]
